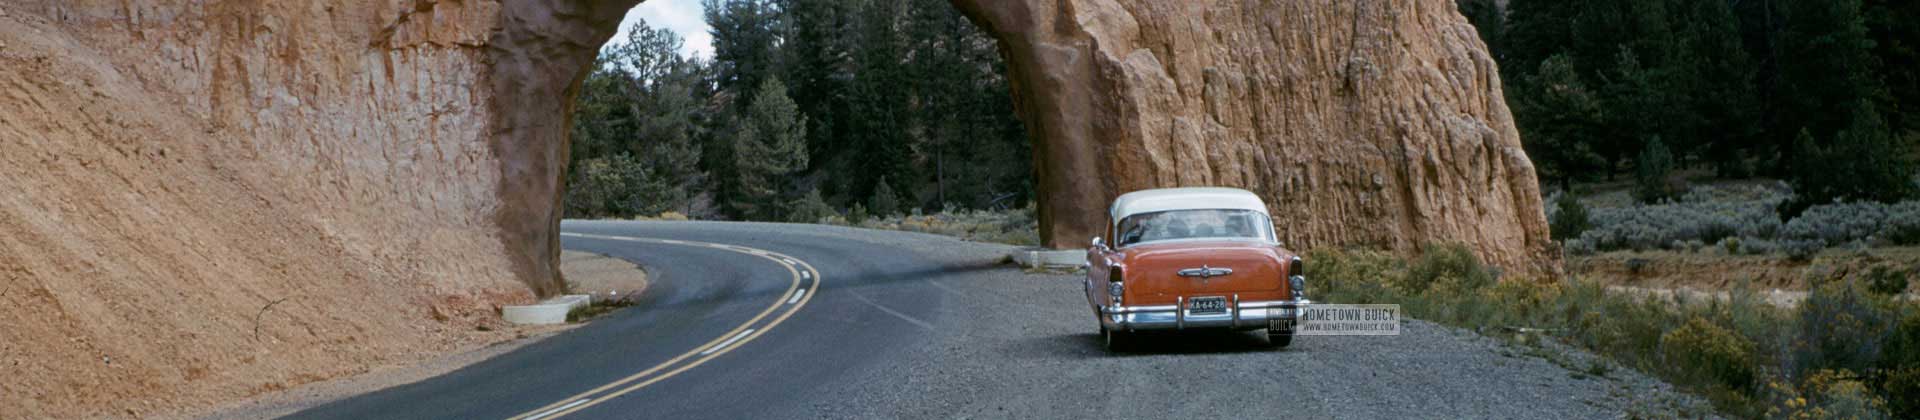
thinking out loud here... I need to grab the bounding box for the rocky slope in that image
[0,0,1546,417]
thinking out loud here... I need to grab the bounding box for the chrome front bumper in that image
[1099,296,1310,331]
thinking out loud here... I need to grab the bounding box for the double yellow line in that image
[512,233,822,420]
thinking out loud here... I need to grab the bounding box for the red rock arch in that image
[495,0,1556,294]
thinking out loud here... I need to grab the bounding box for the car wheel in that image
[1103,328,1131,352]
[1266,330,1294,348]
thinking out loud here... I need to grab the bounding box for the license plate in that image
[1188,296,1227,314]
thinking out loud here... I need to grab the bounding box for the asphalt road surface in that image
[285,221,1713,420]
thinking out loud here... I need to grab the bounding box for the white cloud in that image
[612,0,714,60]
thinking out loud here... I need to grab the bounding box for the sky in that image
[613,0,714,59]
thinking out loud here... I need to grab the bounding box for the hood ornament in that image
[1177,265,1234,279]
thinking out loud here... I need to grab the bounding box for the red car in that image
[1084,187,1309,351]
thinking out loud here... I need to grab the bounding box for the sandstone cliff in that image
[0,0,631,417]
[0,0,1547,417]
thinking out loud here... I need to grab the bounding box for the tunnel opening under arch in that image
[498,0,1557,296]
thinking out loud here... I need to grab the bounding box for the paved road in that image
[286,221,1713,419]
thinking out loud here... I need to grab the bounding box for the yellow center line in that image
[510,234,820,420]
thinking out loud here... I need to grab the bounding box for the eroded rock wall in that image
[0,0,629,417]
[953,0,1554,273]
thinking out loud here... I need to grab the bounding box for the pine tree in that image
[1634,137,1677,204]
[869,176,900,217]
[1771,0,1886,172]
[727,77,810,221]
[1788,101,1914,213]
[1549,193,1592,241]
[704,0,786,99]
[1515,53,1606,189]
[847,0,916,207]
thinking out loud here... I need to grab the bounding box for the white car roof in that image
[1109,187,1269,222]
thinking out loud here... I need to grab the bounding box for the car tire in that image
[1266,331,1293,348]
[1103,328,1131,352]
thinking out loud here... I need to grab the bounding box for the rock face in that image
[951,0,1554,274]
[0,0,1547,417]
[0,0,632,417]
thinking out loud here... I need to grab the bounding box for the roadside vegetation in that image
[1309,244,1920,419]
[1550,182,1920,260]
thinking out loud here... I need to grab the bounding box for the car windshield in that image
[1114,209,1275,247]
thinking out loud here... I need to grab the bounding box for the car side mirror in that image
[1091,236,1106,250]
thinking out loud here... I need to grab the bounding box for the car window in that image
[1115,209,1274,247]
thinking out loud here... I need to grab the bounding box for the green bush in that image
[1864,266,1911,297]
[1302,248,1403,305]
[1550,193,1592,241]
[1885,202,1920,245]
[1885,367,1920,419]
[1635,137,1677,204]
[787,188,837,223]
[1795,280,1898,376]
[1399,244,1494,295]
[846,203,869,225]
[1663,317,1756,391]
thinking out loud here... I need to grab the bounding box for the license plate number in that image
[1188,297,1227,314]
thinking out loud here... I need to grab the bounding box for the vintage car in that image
[1084,187,1309,351]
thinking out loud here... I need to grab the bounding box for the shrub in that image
[1883,201,1920,245]
[1801,370,1892,420]
[1565,238,1597,256]
[1662,317,1756,391]
[786,188,837,223]
[1794,280,1898,376]
[1550,193,1592,241]
[1884,367,1920,420]
[1302,248,1403,305]
[1864,265,1911,297]
[1781,201,1890,247]
[1399,244,1494,295]
[846,203,869,225]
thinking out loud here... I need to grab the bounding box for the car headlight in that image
[1108,268,1124,305]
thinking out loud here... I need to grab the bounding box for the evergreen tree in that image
[1634,137,1677,204]
[726,77,810,221]
[1771,0,1886,171]
[782,0,859,165]
[1864,0,1920,133]
[1515,53,1606,190]
[846,0,917,207]
[1502,0,1581,82]
[869,176,900,217]
[1549,193,1592,242]
[1788,101,1915,213]
[703,0,786,99]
